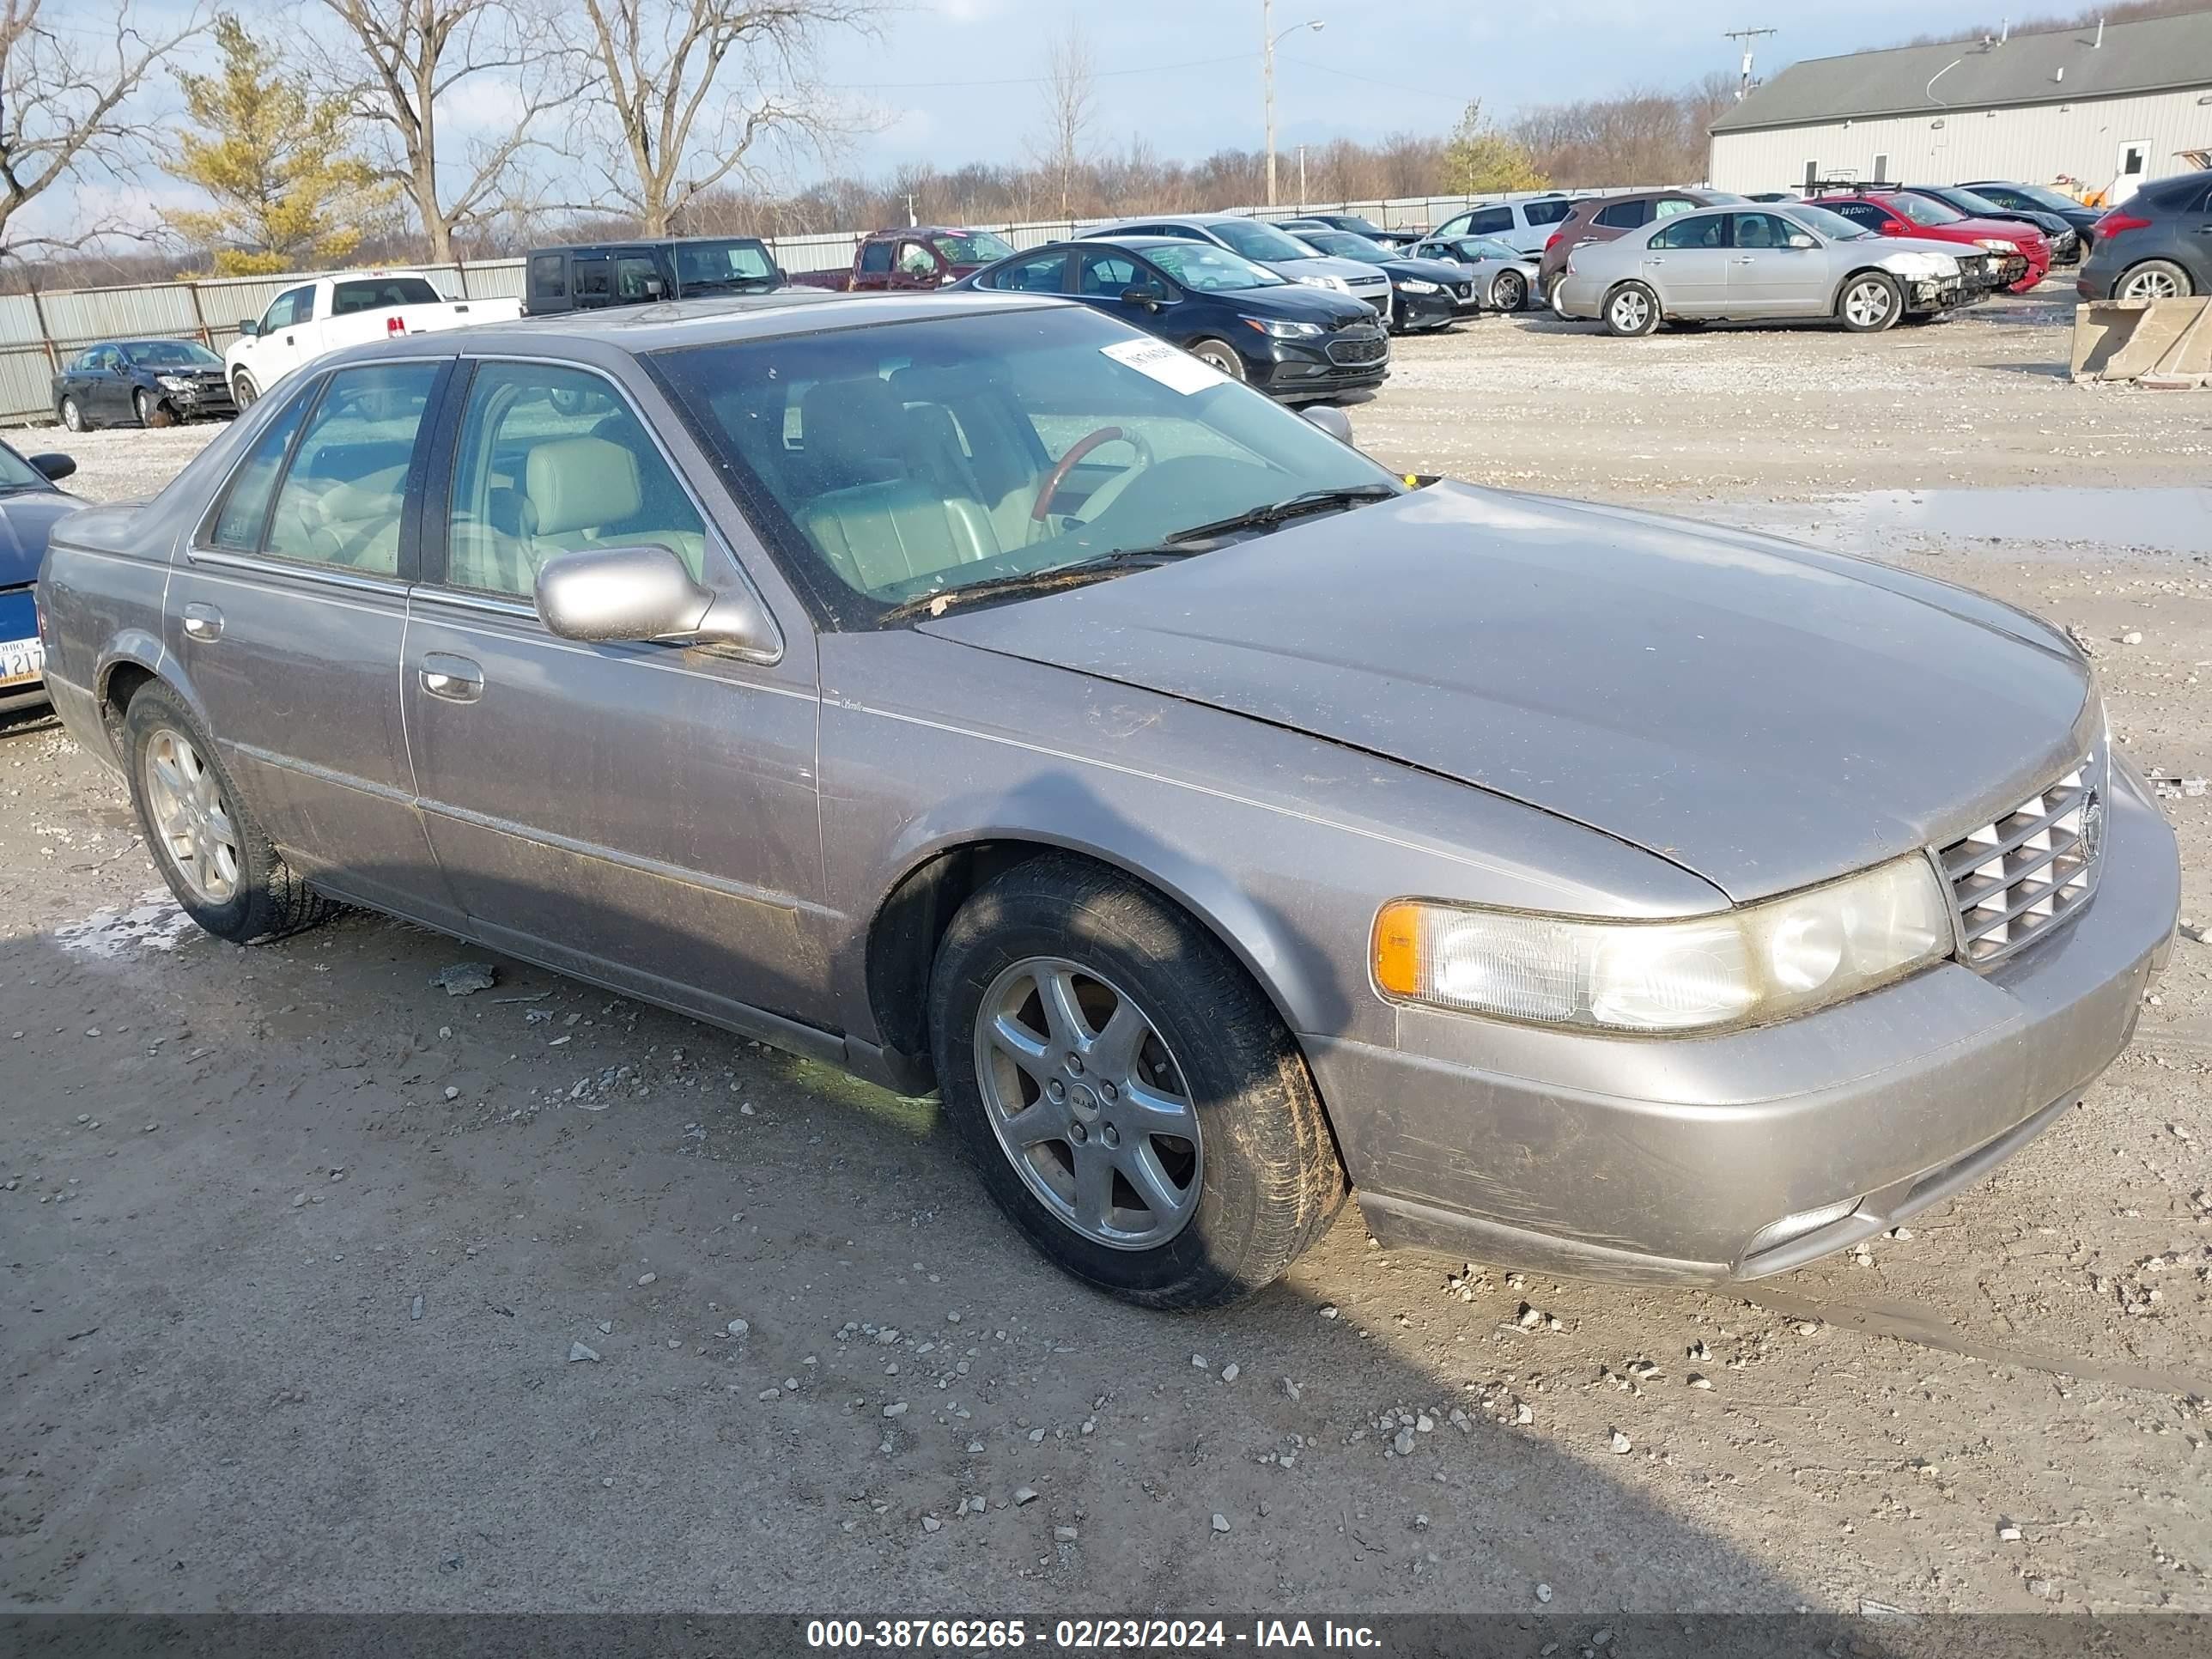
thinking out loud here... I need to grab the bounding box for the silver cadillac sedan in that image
[34,293,2179,1307]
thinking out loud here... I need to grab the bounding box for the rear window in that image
[1594,200,1654,230]
[2146,172,2212,211]
[331,276,444,313]
[529,252,567,300]
[1466,207,1513,235]
[1522,199,1574,226]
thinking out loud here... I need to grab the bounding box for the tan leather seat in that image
[526,436,641,552]
[796,379,1001,594]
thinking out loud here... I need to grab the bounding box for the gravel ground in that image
[4,288,2209,1620]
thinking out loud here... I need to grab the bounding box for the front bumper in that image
[1904,275,1974,313]
[159,383,238,419]
[1253,327,1391,400]
[1305,763,2180,1285]
[1392,287,1459,331]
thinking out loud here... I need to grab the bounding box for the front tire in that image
[121,682,334,945]
[929,855,1345,1309]
[58,395,88,433]
[1603,282,1661,337]
[1490,270,1527,312]
[1188,337,1248,381]
[232,371,260,410]
[2117,259,2190,302]
[1838,271,1903,332]
[135,388,176,428]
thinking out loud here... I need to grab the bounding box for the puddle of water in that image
[52,891,199,961]
[1705,486,2212,560]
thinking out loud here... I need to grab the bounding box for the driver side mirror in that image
[237,319,258,337]
[1121,286,1164,310]
[1786,233,1817,249]
[1301,405,1355,446]
[534,544,781,660]
[28,453,76,483]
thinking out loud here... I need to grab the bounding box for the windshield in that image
[0,441,46,490]
[1298,230,1389,261]
[933,231,1016,264]
[650,307,1395,622]
[1209,219,1314,263]
[1937,187,2011,219]
[1147,241,1284,291]
[1459,238,1520,260]
[124,339,222,368]
[1984,180,2079,214]
[1892,194,1965,226]
[1784,204,1872,241]
[673,239,777,288]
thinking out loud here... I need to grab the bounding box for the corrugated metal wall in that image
[2,191,1620,425]
[1709,85,2212,196]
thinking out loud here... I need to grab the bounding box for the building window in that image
[1872,153,1889,182]
[1803,160,1818,191]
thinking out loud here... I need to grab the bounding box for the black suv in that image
[524,235,787,314]
[2077,169,2212,302]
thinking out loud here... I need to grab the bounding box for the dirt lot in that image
[4,289,2209,1620]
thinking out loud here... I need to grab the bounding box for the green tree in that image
[1444,100,1547,197]
[167,15,393,274]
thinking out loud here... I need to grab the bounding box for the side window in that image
[997,251,1067,293]
[1077,251,1139,296]
[260,362,441,575]
[1654,198,1698,220]
[1731,213,1778,248]
[574,257,612,304]
[896,241,939,278]
[444,362,708,598]
[1468,206,1513,234]
[1651,215,1724,250]
[289,285,318,324]
[858,240,894,275]
[258,292,295,334]
[1523,198,1574,226]
[1594,200,1653,230]
[208,388,314,551]
[530,252,568,301]
[615,253,664,301]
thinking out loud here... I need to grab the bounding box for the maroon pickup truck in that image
[787,226,1018,291]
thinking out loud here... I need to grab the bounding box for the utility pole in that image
[1297,144,1307,204]
[1263,3,1324,207]
[1723,27,1776,100]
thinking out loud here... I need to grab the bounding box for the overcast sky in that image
[35,0,2039,240]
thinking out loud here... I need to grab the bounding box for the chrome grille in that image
[1940,754,2104,967]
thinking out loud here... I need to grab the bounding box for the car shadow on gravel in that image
[0,898,1818,1626]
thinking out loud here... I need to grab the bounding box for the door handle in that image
[182,603,223,641]
[419,653,484,703]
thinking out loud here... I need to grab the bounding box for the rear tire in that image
[1602,282,1661,337]
[1543,272,1567,313]
[120,682,335,945]
[232,371,260,410]
[58,395,88,433]
[2116,259,2191,302]
[1838,271,1903,332]
[928,854,1345,1309]
[1188,337,1248,381]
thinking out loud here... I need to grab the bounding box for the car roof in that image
[532,234,770,253]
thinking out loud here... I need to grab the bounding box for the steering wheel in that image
[1028,426,1155,544]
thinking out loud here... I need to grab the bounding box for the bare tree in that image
[1027,19,1094,221]
[557,0,884,236]
[313,0,574,263]
[0,0,204,262]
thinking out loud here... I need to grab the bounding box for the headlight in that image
[1372,855,1953,1034]
[1973,238,2019,253]
[1297,274,1350,292]
[1396,279,1441,295]
[1243,316,1324,339]
[157,374,194,390]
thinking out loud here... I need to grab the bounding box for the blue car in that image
[0,439,82,717]
[952,236,1389,402]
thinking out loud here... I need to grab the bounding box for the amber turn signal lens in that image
[1372,901,1424,996]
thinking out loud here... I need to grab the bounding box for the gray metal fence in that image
[3,191,1625,426]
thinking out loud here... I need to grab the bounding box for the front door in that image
[236,284,316,390]
[1071,246,1160,327]
[401,357,826,1029]
[1727,211,1830,314]
[86,347,131,420]
[168,357,456,917]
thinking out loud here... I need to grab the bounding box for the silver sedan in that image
[1554,203,1978,336]
[1408,234,1540,312]
[36,292,2179,1307]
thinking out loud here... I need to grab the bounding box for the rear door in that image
[572,254,614,309]
[401,356,827,1023]
[527,252,570,315]
[1641,212,1729,312]
[169,356,455,917]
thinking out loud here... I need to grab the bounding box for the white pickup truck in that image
[223,270,522,405]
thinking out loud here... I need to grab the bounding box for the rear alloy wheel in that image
[1188,338,1247,381]
[2117,259,2189,302]
[1838,271,1903,332]
[930,854,1345,1308]
[58,395,88,433]
[1544,272,1568,314]
[1603,282,1661,337]
[232,371,260,410]
[121,682,333,944]
[1490,270,1526,312]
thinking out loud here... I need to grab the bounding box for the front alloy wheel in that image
[1491,270,1526,312]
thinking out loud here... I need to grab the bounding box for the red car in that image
[1808,190,2051,293]
[787,227,1018,292]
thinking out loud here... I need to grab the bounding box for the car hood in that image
[1232,284,1381,324]
[1381,256,1471,284]
[0,491,78,587]
[920,482,2094,902]
[1267,254,1389,287]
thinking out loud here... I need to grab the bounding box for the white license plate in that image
[0,637,44,688]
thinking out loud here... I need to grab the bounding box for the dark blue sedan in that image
[951,236,1389,402]
[53,337,236,431]
[0,440,80,716]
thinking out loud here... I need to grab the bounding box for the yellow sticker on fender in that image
[1102,337,1228,395]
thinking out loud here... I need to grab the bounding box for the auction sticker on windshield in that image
[1102,337,1226,394]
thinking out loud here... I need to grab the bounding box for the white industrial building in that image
[1708,10,2212,200]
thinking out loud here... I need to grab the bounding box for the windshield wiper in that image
[1161,483,1399,546]
[878,548,1201,626]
